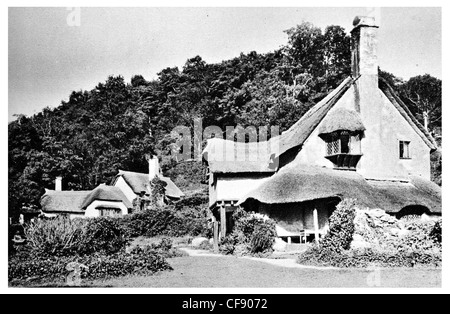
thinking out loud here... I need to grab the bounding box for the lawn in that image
[84,251,441,288]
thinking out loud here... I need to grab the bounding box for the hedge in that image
[119,206,211,239]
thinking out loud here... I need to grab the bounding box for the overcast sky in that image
[8,7,442,121]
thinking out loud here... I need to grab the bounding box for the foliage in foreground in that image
[9,246,172,283]
[9,237,175,283]
[10,212,201,283]
[298,246,441,268]
[219,208,277,256]
[319,198,356,253]
[24,216,128,257]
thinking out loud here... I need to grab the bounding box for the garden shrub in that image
[429,218,442,243]
[250,222,277,254]
[9,246,173,282]
[320,198,357,253]
[84,249,172,279]
[120,206,210,239]
[394,219,439,253]
[219,234,238,255]
[9,253,74,282]
[198,239,213,251]
[297,199,442,268]
[120,208,175,238]
[298,245,441,268]
[77,217,128,255]
[24,216,86,257]
[23,216,128,257]
[174,192,209,210]
[172,207,212,238]
[134,237,186,258]
[219,208,276,256]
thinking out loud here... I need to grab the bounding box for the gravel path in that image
[180,247,338,270]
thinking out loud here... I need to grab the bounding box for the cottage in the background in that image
[203,16,441,246]
[112,155,184,207]
[40,177,132,218]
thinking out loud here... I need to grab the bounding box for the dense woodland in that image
[8,22,442,220]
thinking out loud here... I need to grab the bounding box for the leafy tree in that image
[401,74,441,134]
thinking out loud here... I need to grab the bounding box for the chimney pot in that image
[55,176,62,191]
[352,16,378,28]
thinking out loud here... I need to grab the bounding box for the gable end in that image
[379,78,437,151]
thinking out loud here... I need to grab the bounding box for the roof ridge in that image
[275,76,354,158]
[379,78,437,150]
[284,77,354,134]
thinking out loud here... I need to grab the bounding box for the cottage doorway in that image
[326,197,341,219]
[396,205,431,221]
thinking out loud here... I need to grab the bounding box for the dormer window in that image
[326,131,361,156]
[318,108,366,170]
[323,131,362,169]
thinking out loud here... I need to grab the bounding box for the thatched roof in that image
[318,108,365,136]
[366,177,441,213]
[238,163,441,214]
[115,170,184,199]
[80,185,133,209]
[116,170,149,194]
[160,176,185,198]
[379,78,437,150]
[40,190,91,214]
[202,76,437,173]
[274,77,354,158]
[202,137,277,173]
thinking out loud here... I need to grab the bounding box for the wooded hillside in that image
[8,22,441,220]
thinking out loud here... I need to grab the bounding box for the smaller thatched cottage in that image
[203,15,441,246]
[40,179,132,218]
[112,155,184,205]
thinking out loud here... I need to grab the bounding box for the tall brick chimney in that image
[351,16,379,112]
[55,176,62,191]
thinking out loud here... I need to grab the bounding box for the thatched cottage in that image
[40,179,132,218]
[202,16,441,245]
[40,155,183,218]
[112,155,184,206]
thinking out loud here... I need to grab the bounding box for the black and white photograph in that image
[4,2,447,296]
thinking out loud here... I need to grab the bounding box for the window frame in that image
[325,131,361,157]
[323,130,363,170]
[399,140,411,159]
[97,207,121,217]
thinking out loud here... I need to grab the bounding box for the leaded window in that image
[324,131,362,169]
